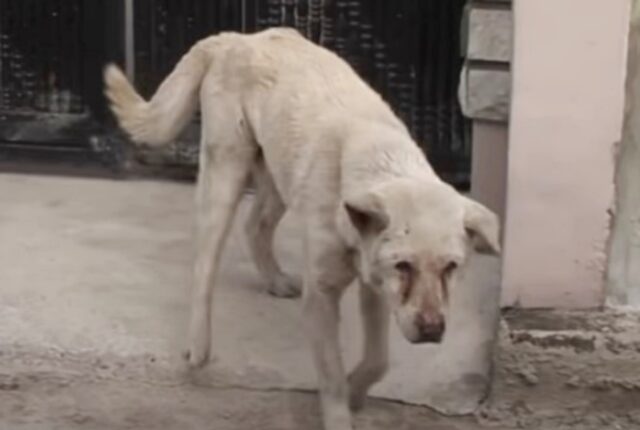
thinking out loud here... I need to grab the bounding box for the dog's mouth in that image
[395,311,446,344]
[408,330,444,344]
[401,318,446,344]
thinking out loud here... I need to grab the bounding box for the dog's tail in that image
[104,39,212,146]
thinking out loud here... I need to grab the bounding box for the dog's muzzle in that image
[411,313,445,344]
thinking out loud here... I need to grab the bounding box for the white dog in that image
[104,27,500,430]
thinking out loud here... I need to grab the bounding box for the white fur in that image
[104,28,500,430]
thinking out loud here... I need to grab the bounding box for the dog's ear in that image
[344,192,389,237]
[462,197,501,255]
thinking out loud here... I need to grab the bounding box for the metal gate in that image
[0,0,470,186]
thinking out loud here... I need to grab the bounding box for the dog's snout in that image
[413,313,445,343]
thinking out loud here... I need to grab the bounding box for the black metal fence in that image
[0,0,470,186]
[133,0,242,99]
[0,0,124,168]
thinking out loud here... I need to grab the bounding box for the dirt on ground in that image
[0,351,492,430]
[3,309,640,430]
[478,310,640,430]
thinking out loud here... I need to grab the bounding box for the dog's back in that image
[198,28,405,135]
[105,28,409,203]
[209,29,409,201]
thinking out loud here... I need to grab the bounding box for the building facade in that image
[462,0,638,309]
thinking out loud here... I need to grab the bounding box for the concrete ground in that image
[1,173,639,430]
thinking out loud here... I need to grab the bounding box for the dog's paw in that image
[322,407,354,430]
[347,364,386,412]
[268,273,302,298]
[348,388,367,412]
[185,320,211,368]
[347,371,366,411]
[182,348,209,369]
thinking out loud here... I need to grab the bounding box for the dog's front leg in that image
[348,283,390,411]
[304,286,353,430]
[302,224,356,430]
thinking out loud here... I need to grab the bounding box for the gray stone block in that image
[458,64,511,122]
[466,7,513,62]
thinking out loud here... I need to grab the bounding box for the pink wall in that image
[502,0,630,308]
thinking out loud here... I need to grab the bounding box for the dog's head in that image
[344,179,500,344]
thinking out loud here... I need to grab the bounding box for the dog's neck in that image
[340,126,439,195]
[335,126,441,248]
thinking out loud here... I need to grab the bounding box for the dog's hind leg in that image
[347,284,390,411]
[186,98,256,368]
[245,159,301,298]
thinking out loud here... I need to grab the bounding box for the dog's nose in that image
[414,313,445,343]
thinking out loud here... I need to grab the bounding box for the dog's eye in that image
[395,261,414,303]
[395,261,414,274]
[442,261,458,278]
